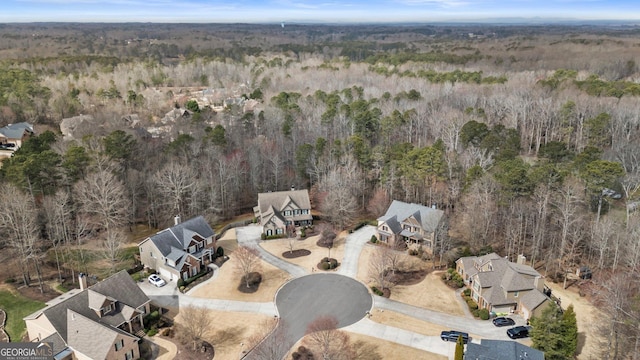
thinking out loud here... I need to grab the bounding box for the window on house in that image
[115,339,124,351]
[125,349,134,360]
[150,251,154,258]
[382,226,388,231]
[189,245,196,253]
[514,291,519,297]
[276,228,283,234]
[206,238,212,244]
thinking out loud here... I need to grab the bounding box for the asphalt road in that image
[246,273,372,360]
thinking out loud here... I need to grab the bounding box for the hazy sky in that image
[1,0,639,23]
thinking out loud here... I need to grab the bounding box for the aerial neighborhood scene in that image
[0,1,640,360]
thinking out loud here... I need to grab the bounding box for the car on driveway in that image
[440,330,469,344]
[148,274,166,287]
[507,325,531,339]
[492,316,516,327]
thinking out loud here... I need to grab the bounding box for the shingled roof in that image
[378,200,444,234]
[256,189,312,226]
[144,215,214,257]
[66,310,138,360]
[465,339,544,360]
[0,122,34,139]
[31,270,149,345]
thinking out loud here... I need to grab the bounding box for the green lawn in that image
[0,290,46,342]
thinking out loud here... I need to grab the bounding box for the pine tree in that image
[530,302,577,360]
[561,305,578,358]
[454,334,464,360]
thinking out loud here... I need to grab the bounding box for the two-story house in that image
[375,200,445,252]
[24,271,150,360]
[0,122,34,157]
[138,215,216,282]
[456,253,551,320]
[253,189,313,236]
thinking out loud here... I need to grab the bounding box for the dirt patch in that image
[172,339,214,360]
[282,249,311,258]
[15,284,59,303]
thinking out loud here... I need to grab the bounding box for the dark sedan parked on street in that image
[492,316,516,327]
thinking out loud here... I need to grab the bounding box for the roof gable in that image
[466,339,544,360]
[146,216,214,256]
[257,189,311,214]
[378,200,444,234]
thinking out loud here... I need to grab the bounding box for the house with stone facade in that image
[23,271,150,360]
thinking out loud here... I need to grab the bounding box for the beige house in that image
[0,122,34,157]
[138,215,216,282]
[456,253,552,320]
[254,189,313,236]
[23,271,150,360]
[376,200,445,252]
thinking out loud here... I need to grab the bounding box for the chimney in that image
[79,273,88,291]
[517,254,527,265]
[174,215,181,226]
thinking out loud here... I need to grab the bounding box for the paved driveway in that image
[246,273,372,360]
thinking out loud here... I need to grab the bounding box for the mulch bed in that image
[237,272,262,293]
[173,339,214,360]
[387,268,431,286]
[282,249,311,259]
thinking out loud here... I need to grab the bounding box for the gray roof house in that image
[24,271,150,360]
[465,339,544,360]
[0,122,34,157]
[138,216,216,282]
[376,200,445,251]
[456,253,552,320]
[253,189,313,236]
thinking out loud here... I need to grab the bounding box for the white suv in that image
[148,274,166,287]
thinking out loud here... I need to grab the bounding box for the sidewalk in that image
[343,317,452,357]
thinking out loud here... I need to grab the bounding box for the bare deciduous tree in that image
[152,162,199,220]
[74,168,130,232]
[0,184,43,292]
[234,246,262,288]
[246,320,290,360]
[102,228,124,271]
[368,245,391,291]
[177,305,212,351]
[305,316,352,360]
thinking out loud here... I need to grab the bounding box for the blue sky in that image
[1,0,639,23]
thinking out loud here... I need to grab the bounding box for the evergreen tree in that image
[454,334,464,360]
[530,303,578,360]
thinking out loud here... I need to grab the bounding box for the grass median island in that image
[0,289,46,342]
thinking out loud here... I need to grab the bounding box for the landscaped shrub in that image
[261,233,267,240]
[467,299,478,310]
[319,262,329,270]
[300,228,306,238]
[442,268,465,288]
[177,278,185,288]
[241,272,262,287]
[216,247,225,258]
[472,309,480,317]
[146,327,158,336]
[479,309,490,320]
[292,345,315,360]
[371,286,384,296]
[370,235,377,244]
[463,288,471,297]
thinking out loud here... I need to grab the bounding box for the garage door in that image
[159,268,175,281]
[492,305,513,316]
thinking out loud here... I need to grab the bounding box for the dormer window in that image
[101,303,113,315]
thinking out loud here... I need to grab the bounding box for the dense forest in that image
[1,23,639,357]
